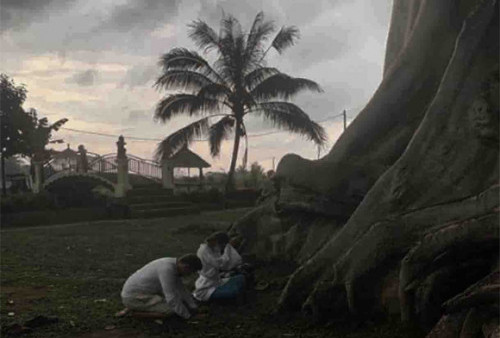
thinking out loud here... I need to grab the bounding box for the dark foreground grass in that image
[1,209,424,338]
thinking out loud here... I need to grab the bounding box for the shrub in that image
[46,177,113,208]
[179,187,224,204]
[0,191,56,213]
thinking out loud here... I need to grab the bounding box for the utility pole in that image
[272,157,275,171]
[317,145,320,159]
[343,110,347,131]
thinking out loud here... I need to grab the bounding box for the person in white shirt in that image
[193,232,246,302]
[118,254,202,319]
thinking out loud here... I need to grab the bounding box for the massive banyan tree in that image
[230,0,499,336]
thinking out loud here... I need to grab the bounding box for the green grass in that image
[1,209,247,337]
[1,208,424,338]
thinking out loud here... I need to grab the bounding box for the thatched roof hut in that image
[168,147,210,169]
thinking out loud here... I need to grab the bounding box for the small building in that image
[163,146,211,192]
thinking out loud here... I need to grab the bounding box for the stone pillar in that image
[115,158,129,197]
[161,158,174,190]
[32,161,43,194]
[115,136,129,197]
[77,144,88,173]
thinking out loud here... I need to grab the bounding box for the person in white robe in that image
[118,254,201,319]
[193,232,246,302]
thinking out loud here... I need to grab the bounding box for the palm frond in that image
[250,73,323,101]
[154,94,221,122]
[220,14,239,43]
[37,117,49,128]
[271,26,300,54]
[49,118,68,131]
[242,144,248,169]
[197,83,231,104]
[251,102,327,145]
[158,48,225,84]
[155,117,211,160]
[245,12,275,68]
[244,67,280,91]
[216,15,239,85]
[154,69,216,92]
[208,116,235,156]
[247,12,265,46]
[232,34,246,84]
[188,20,219,52]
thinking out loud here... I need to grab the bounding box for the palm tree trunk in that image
[225,120,242,193]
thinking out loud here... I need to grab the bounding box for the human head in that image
[205,231,229,248]
[177,254,202,276]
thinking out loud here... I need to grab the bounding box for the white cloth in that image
[221,244,242,271]
[193,243,232,301]
[121,257,197,319]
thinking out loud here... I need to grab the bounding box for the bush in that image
[1,191,56,213]
[179,187,224,204]
[46,177,113,208]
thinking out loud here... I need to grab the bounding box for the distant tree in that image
[0,74,68,194]
[236,164,248,174]
[154,11,326,192]
[249,161,265,187]
[24,108,68,163]
[0,74,29,195]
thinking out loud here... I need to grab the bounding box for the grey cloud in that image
[0,0,78,32]
[292,28,351,67]
[127,109,149,122]
[366,0,393,28]
[119,63,158,89]
[94,0,180,34]
[66,69,98,86]
[197,0,338,29]
[276,0,341,26]
[197,0,266,27]
[194,1,353,74]
[2,0,181,56]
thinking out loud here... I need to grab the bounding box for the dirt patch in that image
[2,285,50,313]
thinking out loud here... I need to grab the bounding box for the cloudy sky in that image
[1,0,392,172]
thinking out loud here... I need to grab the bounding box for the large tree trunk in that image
[230,0,499,336]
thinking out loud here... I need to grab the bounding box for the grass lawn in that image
[1,208,424,338]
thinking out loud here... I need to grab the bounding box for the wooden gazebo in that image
[167,147,210,191]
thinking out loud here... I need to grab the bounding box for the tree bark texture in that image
[230,0,499,335]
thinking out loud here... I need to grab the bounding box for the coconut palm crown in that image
[154,11,327,191]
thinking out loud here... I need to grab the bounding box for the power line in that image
[60,111,348,142]
[61,127,162,141]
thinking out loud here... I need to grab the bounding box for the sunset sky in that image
[1,0,392,172]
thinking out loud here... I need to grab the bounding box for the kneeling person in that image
[120,254,202,319]
[193,232,246,302]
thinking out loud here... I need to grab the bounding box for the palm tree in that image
[154,12,327,192]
